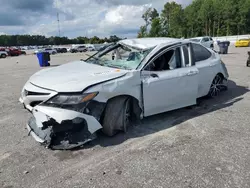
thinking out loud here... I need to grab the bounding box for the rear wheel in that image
[102,97,132,136]
[208,74,227,97]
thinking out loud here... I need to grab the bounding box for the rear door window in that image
[191,43,211,62]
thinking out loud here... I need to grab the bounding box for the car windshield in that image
[85,43,153,70]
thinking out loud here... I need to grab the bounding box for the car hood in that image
[29,61,128,92]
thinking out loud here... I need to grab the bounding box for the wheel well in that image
[100,95,142,124]
[217,72,224,79]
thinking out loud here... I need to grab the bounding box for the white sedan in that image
[19,38,229,149]
[34,48,57,55]
[190,36,214,49]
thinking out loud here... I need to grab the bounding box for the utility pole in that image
[57,12,61,37]
[56,0,61,45]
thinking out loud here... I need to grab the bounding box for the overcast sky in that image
[0,0,193,38]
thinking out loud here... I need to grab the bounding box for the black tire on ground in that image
[52,52,56,55]
[208,74,226,97]
[247,61,250,67]
[1,54,6,58]
[102,96,132,137]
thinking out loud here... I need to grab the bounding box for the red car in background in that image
[8,48,21,56]
[0,47,26,56]
[7,48,26,56]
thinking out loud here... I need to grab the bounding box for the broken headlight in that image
[45,92,99,105]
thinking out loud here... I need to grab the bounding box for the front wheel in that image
[247,61,250,67]
[208,74,227,97]
[1,54,7,58]
[102,97,132,136]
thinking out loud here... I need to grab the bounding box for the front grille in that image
[24,89,50,96]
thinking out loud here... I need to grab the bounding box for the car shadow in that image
[79,80,249,149]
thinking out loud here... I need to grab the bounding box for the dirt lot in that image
[0,47,250,188]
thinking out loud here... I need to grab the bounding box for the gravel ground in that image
[0,47,250,188]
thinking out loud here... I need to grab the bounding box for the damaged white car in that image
[19,38,229,149]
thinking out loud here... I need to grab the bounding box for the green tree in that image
[149,18,162,37]
[161,2,184,37]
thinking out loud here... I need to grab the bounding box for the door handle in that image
[187,71,198,76]
[150,73,159,78]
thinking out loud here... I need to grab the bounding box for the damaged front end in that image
[27,94,106,150]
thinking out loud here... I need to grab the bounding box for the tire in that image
[52,51,56,55]
[208,74,226,97]
[102,97,132,136]
[1,54,6,58]
[247,61,250,67]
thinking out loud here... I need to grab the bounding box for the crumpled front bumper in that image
[26,105,103,150]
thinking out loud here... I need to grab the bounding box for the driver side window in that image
[145,48,182,71]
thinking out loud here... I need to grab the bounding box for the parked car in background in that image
[190,36,214,49]
[35,48,57,55]
[70,45,87,53]
[8,48,22,56]
[19,37,229,150]
[0,51,8,58]
[87,46,95,51]
[55,48,67,53]
[235,38,250,47]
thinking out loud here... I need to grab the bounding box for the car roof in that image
[190,36,211,40]
[118,37,183,50]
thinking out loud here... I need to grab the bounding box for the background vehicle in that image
[87,46,95,51]
[55,48,67,53]
[19,38,229,149]
[190,36,214,49]
[70,45,87,53]
[8,48,22,56]
[0,51,8,58]
[235,38,250,47]
[35,48,57,55]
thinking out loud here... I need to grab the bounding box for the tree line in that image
[138,0,250,38]
[0,35,122,46]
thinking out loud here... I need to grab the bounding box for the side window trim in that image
[181,43,195,67]
[142,44,182,71]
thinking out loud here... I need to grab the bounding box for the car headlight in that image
[46,92,98,105]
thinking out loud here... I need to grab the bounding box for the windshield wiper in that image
[83,43,115,61]
[84,53,99,61]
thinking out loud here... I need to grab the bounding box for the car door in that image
[141,44,199,117]
[191,43,217,97]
